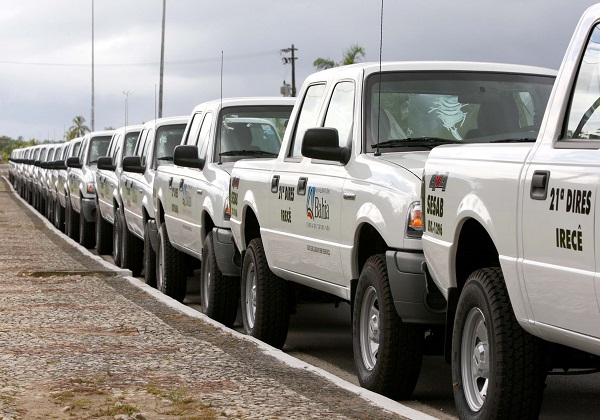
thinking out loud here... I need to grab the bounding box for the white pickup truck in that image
[422,5,600,419]
[229,61,556,399]
[153,97,294,325]
[118,116,188,284]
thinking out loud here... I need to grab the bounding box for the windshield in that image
[217,105,293,161]
[87,136,112,164]
[365,71,555,152]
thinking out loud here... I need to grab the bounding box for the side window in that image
[184,113,203,145]
[323,81,355,146]
[197,112,214,158]
[111,134,121,160]
[565,25,600,139]
[142,129,154,159]
[290,83,327,157]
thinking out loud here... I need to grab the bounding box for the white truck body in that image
[153,98,294,312]
[422,4,600,419]
[230,61,556,400]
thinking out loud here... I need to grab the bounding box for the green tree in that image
[313,44,365,70]
[69,115,90,138]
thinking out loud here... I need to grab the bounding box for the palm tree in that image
[69,116,90,138]
[313,44,366,70]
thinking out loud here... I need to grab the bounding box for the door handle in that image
[179,179,185,191]
[138,189,143,193]
[343,192,356,200]
[168,177,173,188]
[271,175,280,193]
[196,189,203,195]
[530,170,550,200]
[297,177,308,196]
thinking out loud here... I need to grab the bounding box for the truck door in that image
[270,81,352,285]
[521,25,600,337]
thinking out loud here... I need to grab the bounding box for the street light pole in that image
[280,44,298,97]
[158,0,166,118]
[123,91,131,127]
[91,0,95,131]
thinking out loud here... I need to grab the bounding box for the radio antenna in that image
[218,51,224,165]
[375,0,384,157]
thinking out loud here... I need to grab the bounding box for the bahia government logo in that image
[306,186,330,220]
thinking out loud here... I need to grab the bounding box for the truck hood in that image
[377,151,429,179]
[217,161,235,175]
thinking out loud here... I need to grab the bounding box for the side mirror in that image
[54,160,67,170]
[66,156,82,169]
[34,160,42,167]
[301,128,350,164]
[122,156,145,174]
[97,156,116,171]
[173,145,205,170]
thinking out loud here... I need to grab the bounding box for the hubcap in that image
[359,285,379,371]
[461,307,489,412]
[244,262,257,330]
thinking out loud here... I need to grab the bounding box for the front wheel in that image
[66,198,80,241]
[143,222,157,287]
[352,254,423,399]
[95,205,113,255]
[452,267,545,420]
[113,210,123,267]
[200,231,239,327]
[240,238,289,349]
[79,200,95,249]
[54,199,65,233]
[122,214,143,276]
[156,223,187,302]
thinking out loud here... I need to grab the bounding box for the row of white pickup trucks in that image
[8,5,600,419]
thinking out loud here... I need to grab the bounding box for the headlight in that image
[224,197,231,221]
[406,201,423,238]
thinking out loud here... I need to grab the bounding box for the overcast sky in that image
[0,0,598,141]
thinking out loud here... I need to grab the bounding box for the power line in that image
[0,50,279,68]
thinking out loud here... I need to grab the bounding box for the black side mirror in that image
[66,156,82,169]
[97,156,116,171]
[173,145,205,170]
[34,160,42,167]
[301,128,350,164]
[122,156,145,174]
[54,160,67,170]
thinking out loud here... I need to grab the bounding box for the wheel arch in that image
[242,205,261,250]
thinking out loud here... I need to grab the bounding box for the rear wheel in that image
[143,222,157,287]
[156,223,187,302]
[95,204,113,255]
[240,238,289,349]
[122,214,143,276]
[200,231,239,327]
[452,267,546,420]
[79,200,95,249]
[353,254,423,399]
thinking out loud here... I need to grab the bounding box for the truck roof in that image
[189,97,296,115]
[306,61,557,83]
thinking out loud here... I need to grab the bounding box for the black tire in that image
[156,223,187,302]
[143,222,157,287]
[240,238,289,349]
[200,231,240,327]
[122,214,143,276]
[113,209,123,267]
[66,198,80,240]
[79,200,95,249]
[95,205,113,255]
[352,254,424,399]
[54,199,65,233]
[452,267,546,420]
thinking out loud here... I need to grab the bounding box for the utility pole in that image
[123,91,131,127]
[91,0,95,131]
[280,44,298,97]
[158,0,166,118]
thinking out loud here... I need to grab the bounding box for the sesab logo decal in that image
[429,172,449,191]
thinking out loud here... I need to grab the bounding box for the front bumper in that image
[213,228,241,277]
[386,250,446,324]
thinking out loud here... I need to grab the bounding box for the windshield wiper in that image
[376,137,461,149]
[219,150,278,157]
[157,156,173,161]
[489,138,537,143]
[89,159,98,165]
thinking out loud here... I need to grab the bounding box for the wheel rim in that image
[157,232,165,293]
[244,261,257,330]
[201,259,210,310]
[461,307,489,412]
[359,285,380,371]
